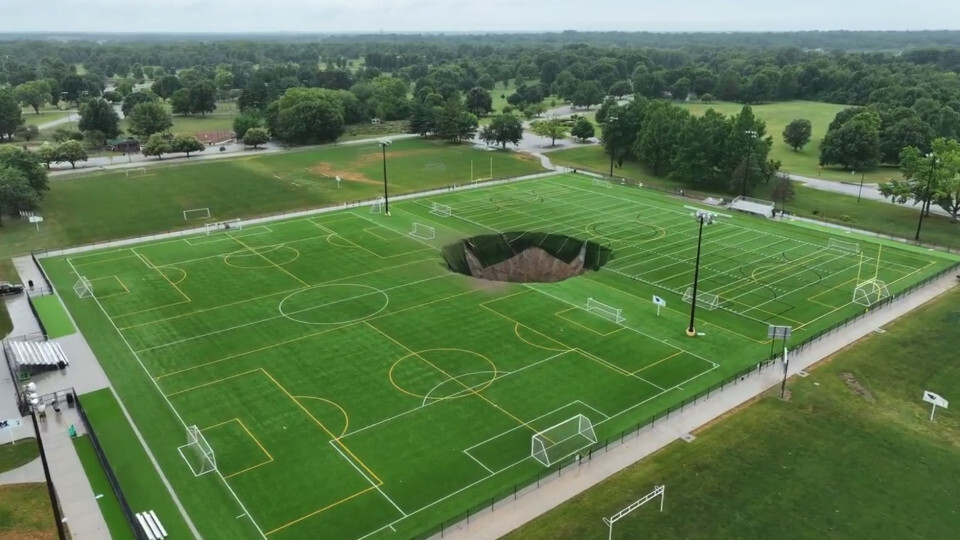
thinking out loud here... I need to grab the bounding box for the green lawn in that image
[76,388,194,538]
[0,438,39,473]
[0,483,57,539]
[21,105,75,126]
[41,173,958,539]
[30,295,76,338]
[1,138,544,259]
[506,286,960,540]
[72,435,136,540]
[548,145,960,250]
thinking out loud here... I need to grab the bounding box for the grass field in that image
[0,438,39,473]
[0,483,57,540]
[73,435,136,540]
[548,146,960,250]
[40,172,957,539]
[30,295,76,338]
[506,286,960,540]
[0,139,543,258]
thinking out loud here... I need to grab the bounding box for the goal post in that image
[586,298,625,324]
[424,162,447,172]
[852,279,890,306]
[203,219,242,235]
[410,223,436,240]
[603,485,665,540]
[180,425,217,477]
[682,287,720,310]
[370,197,385,215]
[531,414,597,467]
[592,177,612,189]
[73,277,93,299]
[430,202,452,217]
[827,238,861,254]
[124,167,148,178]
[183,208,211,221]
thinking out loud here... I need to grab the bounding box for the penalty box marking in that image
[554,306,625,337]
[87,275,130,299]
[201,418,275,479]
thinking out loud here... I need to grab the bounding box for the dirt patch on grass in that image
[307,162,380,185]
[840,371,876,403]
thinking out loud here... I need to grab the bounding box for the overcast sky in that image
[5,0,960,33]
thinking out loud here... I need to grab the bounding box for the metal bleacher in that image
[729,196,776,218]
[8,340,69,373]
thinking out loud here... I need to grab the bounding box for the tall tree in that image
[121,90,159,117]
[141,133,173,160]
[190,81,218,117]
[531,117,570,147]
[233,113,263,139]
[478,113,523,149]
[771,172,796,212]
[464,87,493,117]
[571,81,603,109]
[151,75,182,101]
[539,60,561,86]
[55,140,88,169]
[15,80,52,114]
[570,117,595,142]
[634,105,683,175]
[881,138,960,220]
[171,135,206,157]
[127,101,173,137]
[435,100,477,143]
[820,110,881,170]
[0,88,23,141]
[0,166,39,226]
[170,88,192,115]
[78,98,121,139]
[782,119,812,151]
[242,127,269,149]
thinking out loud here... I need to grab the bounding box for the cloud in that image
[5,0,960,33]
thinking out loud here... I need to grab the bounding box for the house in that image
[106,137,140,153]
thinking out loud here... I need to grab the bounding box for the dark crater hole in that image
[442,232,613,283]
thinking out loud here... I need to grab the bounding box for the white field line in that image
[327,441,409,517]
[135,273,451,353]
[733,257,864,315]
[462,449,495,474]
[462,400,608,454]
[719,251,854,304]
[64,258,266,539]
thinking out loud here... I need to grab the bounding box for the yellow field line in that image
[164,369,262,397]
[264,486,377,536]
[632,351,683,375]
[554,309,624,337]
[203,418,275,479]
[133,249,192,303]
[260,369,381,484]
[227,233,310,287]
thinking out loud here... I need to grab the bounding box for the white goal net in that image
[682,287,720,310]
[73,277,93,299]
[828,238,861,254]
[592,178,612,189]
[424,162,447,172]
[183,208,210,221]
[370,197,385,215]
[204,219,242,235]
[531,414,597,467]
[586,298,625,324]
[180,425,217,476]
[410,223,436,240]
[430,202,452,217]
[125,167,148,178]
[852,279,890,306]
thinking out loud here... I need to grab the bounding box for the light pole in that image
[379,139,392,216]
[686,209,717,337]
[857,172,865,203]
[915,153,938,241]
[605,116,618,177]
[741,130,758,198]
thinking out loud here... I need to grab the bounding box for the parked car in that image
[0,281,25,296]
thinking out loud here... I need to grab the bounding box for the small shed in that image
[107,137,140,153]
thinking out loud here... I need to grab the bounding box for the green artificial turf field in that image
[30,295,76,338]
[40,173,958,539]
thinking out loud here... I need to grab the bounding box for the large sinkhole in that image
[442,232,613,283]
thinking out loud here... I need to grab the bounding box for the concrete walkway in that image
[34,406,112,540]
[436,272,958,540]
[0,453,44,485]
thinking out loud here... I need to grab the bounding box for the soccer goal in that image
[852,279,890,306]
[424,162,447,172]
[827,238,861,254]
[410,223,436,240]
[125,167,148,178]
[183,208,210,221]
[204,219,242,235]
[180,425,217,477]
[73,277,93,299]
[430,202,452,217]
[370,198,385,215]
[682,287,720,310]
[531,414,597,467]
[592,178,612,189]
[586,298,625,324]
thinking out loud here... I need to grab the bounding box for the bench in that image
[135,510,167,540]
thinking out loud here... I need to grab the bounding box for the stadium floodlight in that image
[740,130,758,197]
[378,139,392,216]
[686,209,720,337]
[605,115,618,177]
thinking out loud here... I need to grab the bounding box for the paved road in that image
[790,173,953,218]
